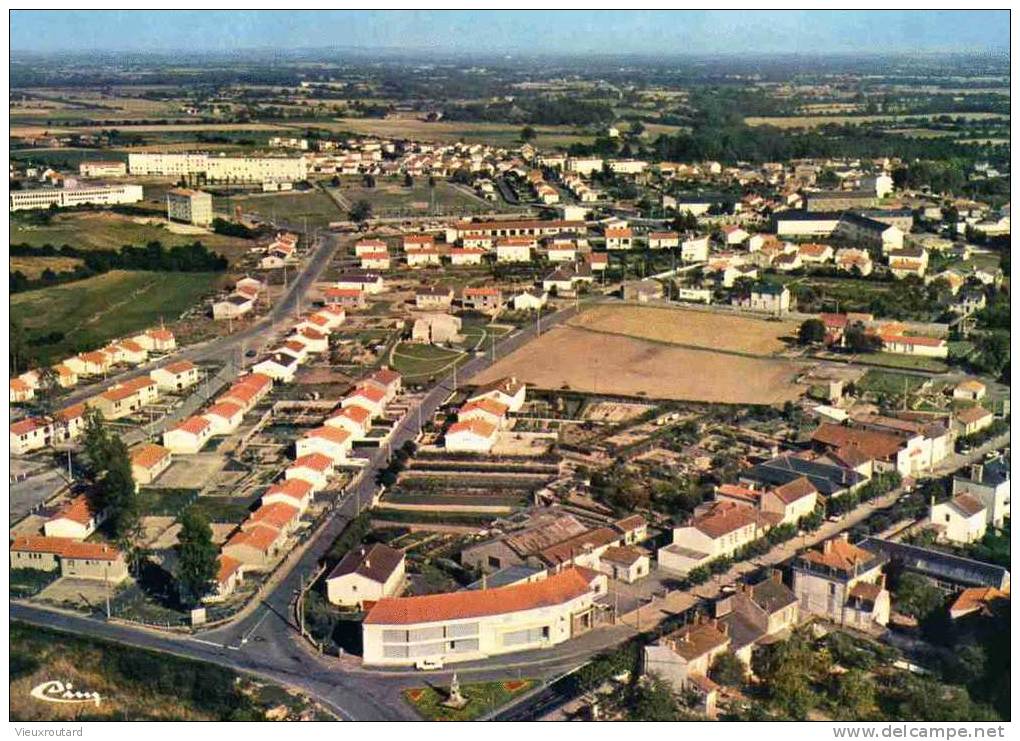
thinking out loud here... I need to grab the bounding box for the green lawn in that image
[10,209,252,261]
[390,342,466,380]
[11,270,224,364]
[857,369,930,397]
[188,495,254,525]
[853,352,948,373]
[215,189,341,230]
[403,679,534,721]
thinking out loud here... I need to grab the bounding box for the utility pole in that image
[67,449,73,482]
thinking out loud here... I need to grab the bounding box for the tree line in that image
[10,240,228,294]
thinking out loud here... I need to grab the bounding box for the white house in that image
[202,401,245,436]
[295,426,352,463]
[162,416,214,454]
[326,543,406,608]
[930,494,987,544]
[151,361,200,392]
[445,419,498,453]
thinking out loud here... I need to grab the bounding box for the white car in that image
[415,658,444,671]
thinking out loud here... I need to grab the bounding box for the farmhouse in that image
[326,543,406,608]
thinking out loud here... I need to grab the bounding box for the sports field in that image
[566,304,797,356]
[473,325,805,405]
[215,190,342,230]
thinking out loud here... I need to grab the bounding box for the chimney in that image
[971,464,984,483]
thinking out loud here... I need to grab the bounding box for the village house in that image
[713,572,800,666]
[324,287,368,310]
[89,375,158,420]
[416,286,455,310]
[217,373,273,413]
[604,227,634,250]
[406,248,442,268]
[448,247,486,266]
[546,242,577,262]
[326,542,406,608]
[285,452,335,492]
[722,225,750,245]
[361,252,392,270]
[252,352,300,383]
[955,405,994,438]
[290,327,329,355]
[496,237,535,263]
[10,537,129,583]
[797,242,834,264]
[445,418,498,453]
[296,426,352,463]
[151,360,200,392]
[342,385,387,418]
[10,378,34,403]
[213,293,255,320]
[879,332,948,358]
[325,403,373,440]
[587,252,608,272]
[202,401,246,436]
[835,248,874,276]
[647,231,680,250]
[468,376,526,412]
[458,398,510,429]
[643,618,730,718]
[403,234,435,252]
[162,415,214,454]
[543,262,595,293]
[792,535,890,628]
[681,235,710,262]
[952,458,1010,529]
[335,271,385,294]
[360,368,402,404]
[658,501,771,575]
[953,380,987,403]
[130,443,172,486]
[733,283,791,314]
[222,524,286,569]
[461,286,503,313]
[598,546,650,584]
[930,493,987,544]
[354,238,388,256]
[208,555,245,602]
[44,496,104,540]
[412,313,463,345]
[510,287,548,312]
[262,478,314,514]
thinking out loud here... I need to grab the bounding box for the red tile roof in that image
[290,452,333,472]
[11,536,122,561]
[364,567,593,625]
[130,443,170,470]
[51,495,97,526]
[249,502,300,530]
[173,416,211,436]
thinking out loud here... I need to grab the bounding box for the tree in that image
[10,317,30,375]
[830,669,877,720]
[520,125,536,143]
[845,322,883,354]
[625,675,682,721]
[894,573,945,622]
[403,173,414,188]
[32,366,61,419]
[798,318,827,345]
[349,199,372,223]
[81,409,140,549]
[176,507,219,605]
[709,651,746,687]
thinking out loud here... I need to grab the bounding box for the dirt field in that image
[474,326,805,405]
[567,304,798,356]
[10,255,84,278]
[582,400,655,423]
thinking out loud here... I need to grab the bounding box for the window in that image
[488,556,501,569]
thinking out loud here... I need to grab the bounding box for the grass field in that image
[857,369,930,397]
[744,112,1010,128]
[335,179,491,215]
[323,117,594,148]
[473,325,805,405]
[389,342,466,380]
[215,189,342,229]
[11,270,224,363]
[567,304,798,356]
[10,621,333,721]
[853,352,948,373]
[10,210,252,261]
[403,679,534,721]
[9,255,84,278]
[10,147,128,169]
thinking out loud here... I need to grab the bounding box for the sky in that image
[10,10,1010,56]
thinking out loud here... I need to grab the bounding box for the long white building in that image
[10,184,143,212]
[362,567,606,666]
[128,153,308,183]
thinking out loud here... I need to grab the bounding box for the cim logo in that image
[30,680,102,707]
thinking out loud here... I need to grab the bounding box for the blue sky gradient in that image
[10,10,1009,55]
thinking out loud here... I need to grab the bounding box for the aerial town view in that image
[6,9,1011,731]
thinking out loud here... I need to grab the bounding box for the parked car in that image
[415,658,444,671]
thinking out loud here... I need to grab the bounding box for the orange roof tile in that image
[307,426,351,444]
[250,502,300,530]
[290,453,333,472]
[447,419,497,439]
[51,495,97,525]
[10,536,122,561]
[227,524,281,553]
[364,567,593,625]
[173,416,211,436]
[204,401,243,420]
[216,554,243,584]
[130,443,170,470]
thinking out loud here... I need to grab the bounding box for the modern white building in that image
[128,153,308,183]
[362,567,607,666]
[166,188,213,226]
[10,184,143,211]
